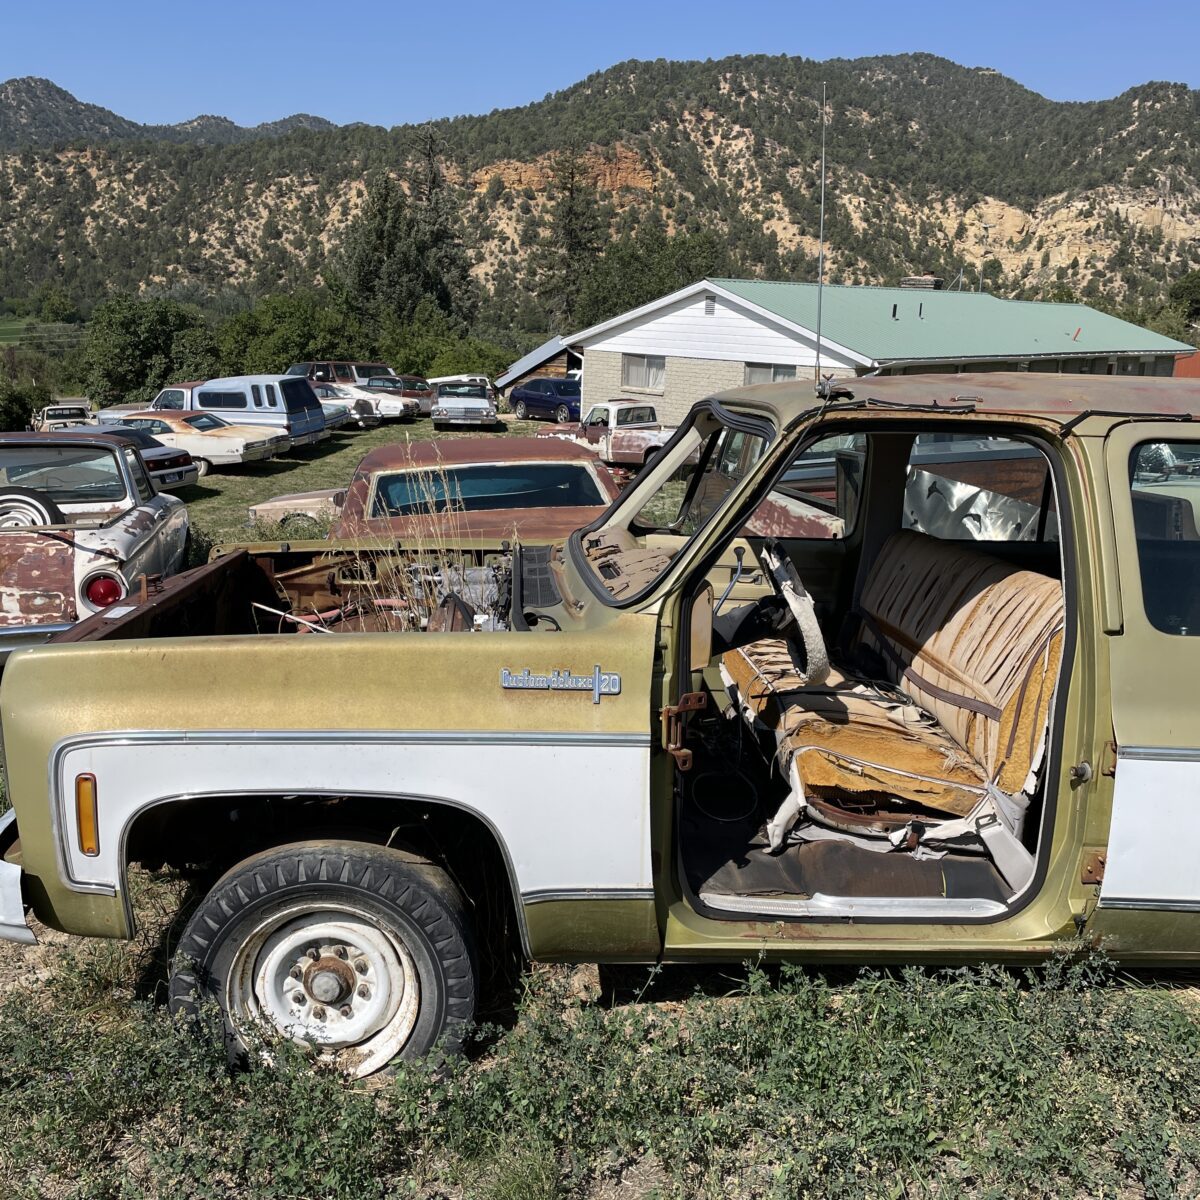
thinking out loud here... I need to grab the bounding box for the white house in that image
[566,279,1193,424]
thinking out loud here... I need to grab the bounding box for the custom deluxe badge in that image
[500,665,622,704]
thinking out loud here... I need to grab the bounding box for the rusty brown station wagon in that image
[4,373,1200,1077]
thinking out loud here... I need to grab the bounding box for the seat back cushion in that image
[856,530,1064,793]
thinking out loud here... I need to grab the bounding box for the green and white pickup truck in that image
[3,372,1200,1076]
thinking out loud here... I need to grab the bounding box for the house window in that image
[621,354,666,392]
[744,363,798,386]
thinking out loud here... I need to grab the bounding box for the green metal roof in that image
[710,279,1193,363]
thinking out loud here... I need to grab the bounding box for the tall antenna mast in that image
[814,82,828,395]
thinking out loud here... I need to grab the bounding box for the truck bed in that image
[49,541,518,643]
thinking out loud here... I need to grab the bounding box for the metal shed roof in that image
[495,336,569,390]
[711,280,1193,364]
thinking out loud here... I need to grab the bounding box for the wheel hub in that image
[304,955,355,1004]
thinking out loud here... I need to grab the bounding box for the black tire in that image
[0,487,65,527]
[512,399,527,420]
[554,404,571,423]
[169,840,476,1077]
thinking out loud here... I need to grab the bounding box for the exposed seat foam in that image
[723,529,1064,820]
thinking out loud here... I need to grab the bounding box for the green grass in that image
[0,315,30,345]
[3,904,1200,1198]
[178,414,545,546]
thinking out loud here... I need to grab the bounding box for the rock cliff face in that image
[0,57,1196,318]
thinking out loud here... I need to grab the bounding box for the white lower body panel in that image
[1100,749,1200,911]
[52,730,653,905]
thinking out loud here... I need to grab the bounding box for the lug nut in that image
[312,1005,326,1020]
[289,965,303,980]
[334,945,348,959]
[357,984,370,1000]
[354,959,368,975]
[339,1005,353,1018]
[306,948,319,961]
[292,993,306,1006]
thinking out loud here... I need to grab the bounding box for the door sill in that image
[697,891,1008,920]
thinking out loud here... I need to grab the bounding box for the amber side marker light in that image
[75,773,99,857]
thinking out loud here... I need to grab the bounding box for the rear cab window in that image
[903,433,1057,543]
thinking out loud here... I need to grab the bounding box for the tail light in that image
[83,573,125,608]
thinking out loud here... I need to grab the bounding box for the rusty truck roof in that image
[714,371,1200,428]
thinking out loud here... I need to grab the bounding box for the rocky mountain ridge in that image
[0,56,1196,336]
[0,77,335,149]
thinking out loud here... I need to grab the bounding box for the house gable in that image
[574,285,862,373]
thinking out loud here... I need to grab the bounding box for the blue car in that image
[508,377,582,423]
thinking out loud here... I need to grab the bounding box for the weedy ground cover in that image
[2,879,1200,1200]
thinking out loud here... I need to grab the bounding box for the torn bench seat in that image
[721,530,1064,883]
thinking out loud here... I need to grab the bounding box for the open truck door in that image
[1098,424,1200,915]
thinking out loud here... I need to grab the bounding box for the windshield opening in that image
[578,403,771,600]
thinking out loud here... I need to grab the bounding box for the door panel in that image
[1099,428,1200,912]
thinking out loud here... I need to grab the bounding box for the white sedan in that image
[103,412,291,476]
[311,383,383,428]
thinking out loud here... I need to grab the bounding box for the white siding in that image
[580,290,857,371]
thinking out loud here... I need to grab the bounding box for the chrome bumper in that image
[0,810,34,945]
[288,430,327,448]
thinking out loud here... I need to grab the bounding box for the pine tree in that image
[527,146,603,330]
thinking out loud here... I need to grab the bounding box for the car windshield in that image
[371,463,605,518]
[183,413,229,431]
[355,364,392,378]
[0,445,126,505]
[438,385,488,399]
[45,407,89,419]
[400,378,431,392]
[552,380,581,397]
[578,403,771,600]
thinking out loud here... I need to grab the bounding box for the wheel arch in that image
[121,789,530,957]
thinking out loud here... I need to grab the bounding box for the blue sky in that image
[3,0,1197,128]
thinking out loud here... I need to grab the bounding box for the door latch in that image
[661,692,707,771]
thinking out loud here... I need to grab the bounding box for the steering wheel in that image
[757,539,831,686]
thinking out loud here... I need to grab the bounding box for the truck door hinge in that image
[1099,740,1118,777]
[661,692,707,771]
[1080,848,1107,885]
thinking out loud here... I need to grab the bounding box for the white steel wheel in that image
[170,841,477,1078]
[194,459,211,478]
[227,903,421,1077]
[0,487,64,527]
